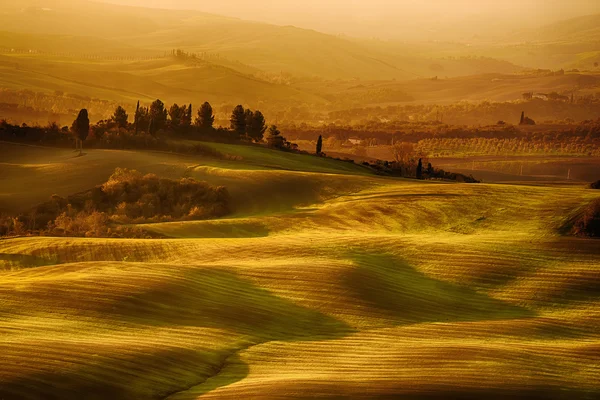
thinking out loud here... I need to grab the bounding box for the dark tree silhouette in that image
[72,109,89,155]
[416,158,423,179]
[149,99,167,131]
[247,110,267,142]
[181,104,192,129]
[266,125,286,148]
[244,109,254,138]
[316,135,323,155]
[427,162,433,175]
[134,100,140,135]
[112,106,128,129]
[520,111,525,125]
[168,103,184,130]
[196,102,215,131]
[230,105,246,137]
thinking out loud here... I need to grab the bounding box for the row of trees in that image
[112,100,270,142]
[70,99,299,152]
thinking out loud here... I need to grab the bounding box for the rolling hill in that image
[1,141,600,399]
[0,53,326,107]
[0,0,526,81]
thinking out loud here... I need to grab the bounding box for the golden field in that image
[1,142,599,399]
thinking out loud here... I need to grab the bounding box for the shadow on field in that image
[0,265,353,399]
[0,346,250,400]
[343,252,534,324]
[148,220,271,238]
[0,253,59,269]
[101,267,354,341]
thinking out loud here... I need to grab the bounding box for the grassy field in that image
[1,142,600,399]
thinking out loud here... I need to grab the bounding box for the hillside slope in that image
[0,53,325,106]
[1,143,600,399]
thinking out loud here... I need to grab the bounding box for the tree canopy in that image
[230,105,246,137]
[72,109,89,141]
[149,99,167,132]
[196,102,215,130]
[247,110,267,142]
[112,106,128,129]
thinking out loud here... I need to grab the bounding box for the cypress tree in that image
[72,109,89,155]
[416,158,423,179]
[134,100,140,135]
[316,135,323,155]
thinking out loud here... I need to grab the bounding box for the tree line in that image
[71,99,299,152]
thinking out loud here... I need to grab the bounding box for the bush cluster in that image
[572,199,600,238]
[1,168,230,238]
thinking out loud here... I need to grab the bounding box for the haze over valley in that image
[1,1,600,399]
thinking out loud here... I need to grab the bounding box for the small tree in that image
[230,105,246,137]
[149,99,167,132]
[72,109,89,155]
[136,106,149,134]
[112,106,128,129]
[392,142,415,164]
[316,135,323,155]
[416,158,423,179]
[181,104,192,129]
[196,102,215,131]
[168,103,184,131]
[266,125,285,149]
[247,110,267,142]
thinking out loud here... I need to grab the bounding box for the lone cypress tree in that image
[520,111,525,125]
[316,135,323,155]
[416,158,423,179]
[134,100,140,135]
[72,109,89,155]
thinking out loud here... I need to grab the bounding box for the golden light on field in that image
[1,143,599,398]
[1,0,600,398]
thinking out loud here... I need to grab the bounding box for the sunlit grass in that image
[0,142,599,399]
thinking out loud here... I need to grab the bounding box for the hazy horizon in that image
[98,0,600,40]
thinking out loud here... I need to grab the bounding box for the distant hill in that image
[522,14,600,43]
[0,53,325,107]
[0,0,525,81]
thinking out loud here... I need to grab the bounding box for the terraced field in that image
[1,142,599,399]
